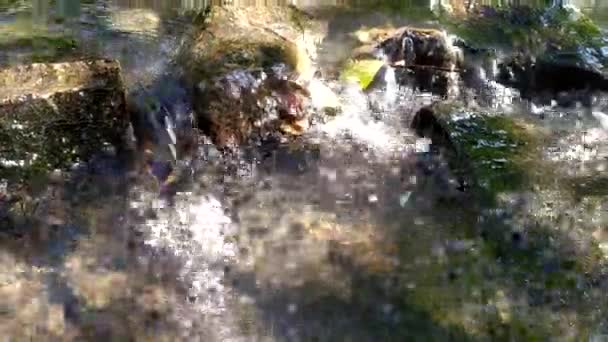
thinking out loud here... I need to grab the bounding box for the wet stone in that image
[0,59,129,184]
[497,51,608,107]
[411,102,540,200]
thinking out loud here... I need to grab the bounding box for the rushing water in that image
[3,0,608,340]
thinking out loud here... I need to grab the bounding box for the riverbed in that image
[2,1,608,340]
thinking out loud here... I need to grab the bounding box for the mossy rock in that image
[188,38,298,82]
[180,6,320,85]
[412,102,547,201]
[0,60,129,185]
[442,6,604,56]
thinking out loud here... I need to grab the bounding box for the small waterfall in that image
[383,65,398,104]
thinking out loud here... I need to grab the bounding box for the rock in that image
[412,100,608,201]
[351,27,464,97]
[182,6,328,149]
[377,27,463,70]
[195,68,311,149]
[497,51,608,106]
[0,22,80,66]
[0,59,129,183]
[179,6,324,86]
[411,102,543,199]
[411,102,608,291]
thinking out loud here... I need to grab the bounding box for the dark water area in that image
[2,0,608,341]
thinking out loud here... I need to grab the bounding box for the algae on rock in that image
[412,102,543,200]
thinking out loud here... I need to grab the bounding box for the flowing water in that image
[3,1,608,341]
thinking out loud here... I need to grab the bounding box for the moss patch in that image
[340,59,385,90]
[442,6,604,56]
[190,39,296,81]
[414,103,542,201]
[0,23,79,64]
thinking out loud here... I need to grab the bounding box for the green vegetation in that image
[340,59,385,90]
[426,104,540,200]
[442,6,603,54]
[0,23,79,64]
[408,103,608,339]
[0,0,25,10]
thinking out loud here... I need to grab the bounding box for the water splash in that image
[313,83,403,155]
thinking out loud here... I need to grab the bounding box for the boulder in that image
[181,6,333,149]
[497,51,608,106]
[411,102,541,199]
[195,67,311,149]
[0,59,129,183]
[377,27,463,70]
[412,101,608,200]
[347,26,463,97]
[179,6,324,85]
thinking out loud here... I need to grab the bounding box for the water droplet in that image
[368,194,378,203]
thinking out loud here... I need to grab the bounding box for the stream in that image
[3,1,608,341]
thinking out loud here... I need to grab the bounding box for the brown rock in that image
[181,6,326,149]
[378,27,462,70]
[195,69,311,149]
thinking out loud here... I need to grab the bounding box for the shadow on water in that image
[222,130,608,340]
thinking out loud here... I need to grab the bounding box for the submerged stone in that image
[0,59,129,183]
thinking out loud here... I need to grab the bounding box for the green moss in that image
[352,2,437,22]
[442,7,603,54]
[0,23,79,64]
[188,38,297,82]
[340,59,385,90]
[431,108,538,199]
[0,0,24,10]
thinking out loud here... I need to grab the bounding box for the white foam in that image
[140,190,239,338]
[314,85,401,155]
